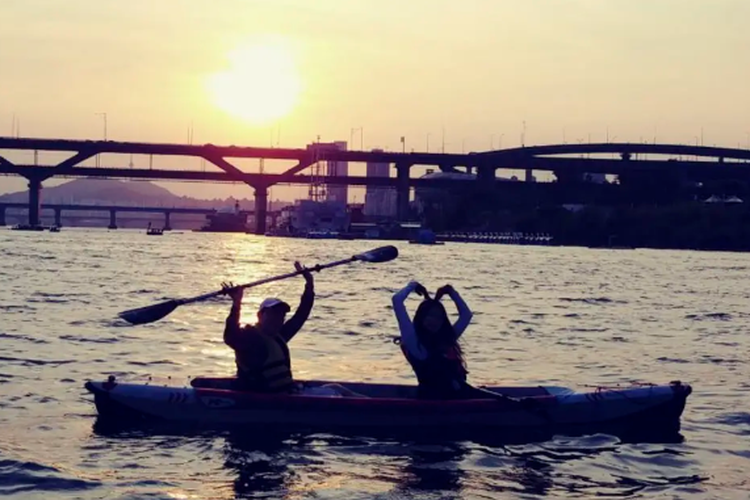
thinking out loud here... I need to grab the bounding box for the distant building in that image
[281,199,350,235]
[196,201,249,232]
[364,149,397,218]
[414,169,477,216]
[414,169,518,229]
[306,140,348,204]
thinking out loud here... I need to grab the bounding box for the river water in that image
[0,228,748,499]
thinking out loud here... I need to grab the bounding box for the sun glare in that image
[208,39,301,125]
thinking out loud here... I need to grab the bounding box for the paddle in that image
[118,245,399,326]
[476,387,554,423]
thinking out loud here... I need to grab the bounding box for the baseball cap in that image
[259,297,291,313]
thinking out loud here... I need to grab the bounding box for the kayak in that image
[85,376,692,441]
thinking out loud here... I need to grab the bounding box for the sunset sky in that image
[1,0,749,201]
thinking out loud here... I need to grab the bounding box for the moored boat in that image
[85,376,691,440]
[10,223,45,231]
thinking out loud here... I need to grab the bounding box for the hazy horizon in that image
[2,0,749,200]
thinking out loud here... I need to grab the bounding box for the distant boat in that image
[409,228,442,245]
[409,240,444,245]
[10,224,44,231]
[146,223,164,236]
[306,230,340,239]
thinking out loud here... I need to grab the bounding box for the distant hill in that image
[0,178,293,210]
[0,179,181,206]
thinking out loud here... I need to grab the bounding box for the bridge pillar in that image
[164,211,172,231]
[525,168,534,183]
[254,186,268,235]
[28,178,42,228]
[108,210,118,230]
[396,163,411,221]
[0,206,5,227]
[477,166,495,184]
[54,208,62,228]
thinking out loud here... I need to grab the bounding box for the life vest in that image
[400,344,468,399]
[235,330,294,393]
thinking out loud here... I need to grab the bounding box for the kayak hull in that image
[85,377,691,442]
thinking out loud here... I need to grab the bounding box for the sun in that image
[208,39,301,125]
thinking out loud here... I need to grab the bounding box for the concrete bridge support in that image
[54,208,62,228]
[0,206,5,227]
[28,178,42,227]
[396,163,411,221]
[254,186,268,235]
[108,209,118,229]
[164,211,172,231]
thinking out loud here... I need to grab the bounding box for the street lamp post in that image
[95,112,107,140]
[94,112,107,167]
[350,127,363,150]
[694,136,699,161]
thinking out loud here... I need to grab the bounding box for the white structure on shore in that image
[306,140,348,204]
[364,148,397,218]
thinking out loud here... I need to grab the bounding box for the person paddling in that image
[222,262,314,394]
[222,262,366,398]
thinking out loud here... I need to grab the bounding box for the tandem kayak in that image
[85,376,692,441]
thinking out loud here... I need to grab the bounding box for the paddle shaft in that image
[177,256,358,306]
[118,245,397,325]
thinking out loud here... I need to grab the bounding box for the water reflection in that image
[90,420,700,499]
[395,441,468,494]
[223,431,295,499]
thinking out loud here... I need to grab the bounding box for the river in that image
[0,228,748,499]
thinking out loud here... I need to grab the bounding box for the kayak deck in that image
[189,376,575,398]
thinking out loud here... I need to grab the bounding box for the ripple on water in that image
[0,332,49,344]
[686,312,733,321]
[559,296,627,304]
[0,457,102,495]
[0,305,36,313]
[0,356,74,367]
[59,334,120,344]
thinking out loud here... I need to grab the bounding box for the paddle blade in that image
[355,245,399,263]
[118,300,180,325]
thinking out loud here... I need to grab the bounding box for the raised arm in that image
[280,263,315,342]
[438,285,473,338]
[223,284,244,349]
[392,281,428,360]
